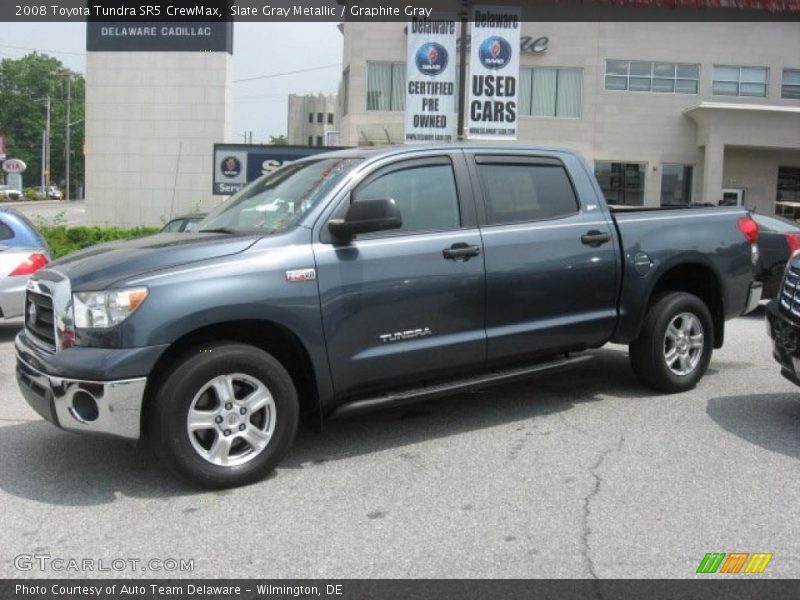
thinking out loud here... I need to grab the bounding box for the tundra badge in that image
[379,327,432,344]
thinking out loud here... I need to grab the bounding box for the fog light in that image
[71,391,99,423]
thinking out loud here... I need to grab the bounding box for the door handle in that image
[443,243,481,259]
[581,230,611,247]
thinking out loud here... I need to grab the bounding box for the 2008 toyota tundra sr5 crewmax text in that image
[15,145,762,487]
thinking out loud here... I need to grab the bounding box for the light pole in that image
[65,76,70,201]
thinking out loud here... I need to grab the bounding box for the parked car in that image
[0,184,22,202]
[15,145,761,488]
[0,208,50,319]
[161,213,207,233]
[46,186,63,200]
[767,255,800,386]
[751,213,800,299]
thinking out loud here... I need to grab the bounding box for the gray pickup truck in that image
[15,145,762,487]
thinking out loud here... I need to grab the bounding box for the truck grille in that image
[25,291,57,351]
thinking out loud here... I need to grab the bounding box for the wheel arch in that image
[141,319,323,436]
[644,262,725,349]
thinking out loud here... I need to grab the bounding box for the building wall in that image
[340,21,800,207]
[85,51,231,226]
[287,93,339,146]
[724,148,800,214]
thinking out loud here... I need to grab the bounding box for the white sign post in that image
[466,6,521,140]
[404,16,458,144]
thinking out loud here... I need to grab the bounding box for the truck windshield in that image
[199,157,360,234]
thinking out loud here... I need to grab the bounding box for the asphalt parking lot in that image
[0,306,798,579]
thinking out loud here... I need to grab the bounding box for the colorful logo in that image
[220,156,242,178]
[415,42,448,76]
[696,552,773,574]
[478,36,512,70]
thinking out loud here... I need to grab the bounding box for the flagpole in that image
[456,0,469,140]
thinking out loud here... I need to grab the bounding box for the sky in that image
[0,22,343,142]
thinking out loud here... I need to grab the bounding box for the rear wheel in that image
[629,292,713,393]
[149,342,299,488]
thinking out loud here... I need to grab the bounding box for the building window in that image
[316,112,322,124]
[782,69,800,99]
[605,60,699,94]
[327,112,334,124]
[778,166,800,203]
[594,161,646,206]
[307,136,313,146]
[661,164,693,206]
[342,67,349,116]
[518,68,582,118]
[366,62,405,111]
[712,65,768,97]
[308,113,313,123]
[316,135,323,147]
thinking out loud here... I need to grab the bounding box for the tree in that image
[0,53,85,197]
[268,135,289,146]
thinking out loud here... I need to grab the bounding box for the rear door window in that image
[477,162,579,225]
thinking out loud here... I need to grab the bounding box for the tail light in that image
[9,253,49,276]
[786,233,800,256]
[737,216,759,245]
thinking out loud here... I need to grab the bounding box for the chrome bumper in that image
[744,281,763,315]
[16,352,146,440]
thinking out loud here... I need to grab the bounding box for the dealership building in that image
[338,21,800,212]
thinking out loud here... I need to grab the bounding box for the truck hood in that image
[48,232,261,290]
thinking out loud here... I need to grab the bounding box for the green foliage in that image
[23,187,43,201]
[268,135,289,146]
[40,225,160,259]
[0,53,85,199]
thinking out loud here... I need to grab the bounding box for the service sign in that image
[466,6,521,140]
[404,16,457,144]
[212,144,345,195]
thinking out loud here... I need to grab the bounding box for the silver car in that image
[0,208,51,319]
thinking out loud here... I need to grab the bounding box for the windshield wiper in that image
[199,227,238,234]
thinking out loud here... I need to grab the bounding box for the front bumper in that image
[15,337,148,441]
[765,300,800,387]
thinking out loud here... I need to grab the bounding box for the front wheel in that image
[149,342,299,488]
[629,292,714,393]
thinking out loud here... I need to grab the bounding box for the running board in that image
[331,354,592,419]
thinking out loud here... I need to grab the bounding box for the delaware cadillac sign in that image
[87,21,233,53]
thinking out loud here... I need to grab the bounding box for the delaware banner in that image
[467,6,521,140]
[404,16,457,143]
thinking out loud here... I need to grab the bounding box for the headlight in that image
[72,287,148,329]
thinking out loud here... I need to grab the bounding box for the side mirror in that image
[328,198,402,240]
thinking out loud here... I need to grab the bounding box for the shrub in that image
[23,187,42,201]
[40,225,161,259]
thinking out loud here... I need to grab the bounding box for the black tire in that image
[629,292,714,393]
[149,342,299,488]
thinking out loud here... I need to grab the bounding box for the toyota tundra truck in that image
[15,145,762,488]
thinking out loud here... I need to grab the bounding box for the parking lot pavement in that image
[0,307,798,579]
[7,200,86,227]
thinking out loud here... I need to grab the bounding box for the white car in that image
[0,185,22,201]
